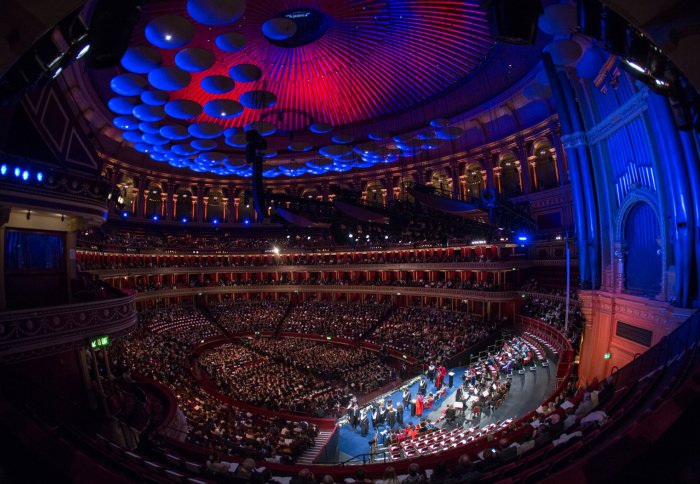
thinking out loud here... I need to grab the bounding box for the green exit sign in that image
[90,336,110,349]
[603,352,612,360]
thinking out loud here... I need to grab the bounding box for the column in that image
[166,182,175,220]
[172,194,178,220]
[135,178,146,218]
[549,122,566,186]
[515,141,532,194]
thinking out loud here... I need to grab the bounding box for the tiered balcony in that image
[0,293,137,363]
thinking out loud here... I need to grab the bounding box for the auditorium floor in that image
[332,358,557,464]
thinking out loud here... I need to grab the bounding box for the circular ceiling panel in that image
[133,104,166,122]
[309,122,333,134]
[189,122,224,139]
[121,46,162,73]
[142,132,169,145]
[192,139,218,150]
[203,99,243,119]
[160,124,190,140]
[108,97,139,115]
[289,141,313,152]
[332,134,353,144]
[148,66,191,91]
[239,90,277,109]
[110,74,147,96]
[200,75,235,94]
[229,64,262,83]
[187,0,246,26]
[138,121,160,133]
[175,47,216,72]
[225,133,247,147]
[122,131,144,143]
[244,121,276,136]
[145,15,194,49]
[141,90,169,105]
[172,143,199,155]
[435,126,465,140]
[113,115,140,130]
[262,17,297,41]
[164,99,203,119]
[215,31,246,52]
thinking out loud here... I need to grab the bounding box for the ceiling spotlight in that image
[165,34,173,41]
[76,44,90,59]
[624,59,646,74]
[52,66,63,79]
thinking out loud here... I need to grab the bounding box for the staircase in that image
[296,429,335,465]
[274,300,295,335]
[359,305,395,341]
[195,302,233,340]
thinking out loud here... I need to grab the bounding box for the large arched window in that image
[116,176,135,214]
[533,140,558,190]
[499,152,521,197]
[397,176,415,203]
[624,202,662,295]
[464,164,484,199]
[207,189,224,222]
[365,181,384,206]
[431,170,452,196]
[175,189,193,221]
[145,184,163,219]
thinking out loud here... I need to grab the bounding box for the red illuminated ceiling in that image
[126,0,495,133]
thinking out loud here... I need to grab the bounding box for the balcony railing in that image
[0,294,137,363]
[132,284,518,302]
[86,259,533,278]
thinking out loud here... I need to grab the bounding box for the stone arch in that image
[615,189,665,298]
[397,175,415,203]
[116,175,135,213]
[206,188,224,222]
[365,180,384,206]
[175,188,193,221]
[532,139,558,190]
[431,169,452,195]
[145,182,164,218]
[498,151,521,197]
[464,163,484,199]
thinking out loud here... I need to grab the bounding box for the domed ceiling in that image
[90,0,519,178]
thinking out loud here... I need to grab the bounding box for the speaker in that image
[481,0,543,45]
[86,0,144,69]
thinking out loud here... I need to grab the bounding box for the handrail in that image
[83,260,532,277]
[131,285,519,303]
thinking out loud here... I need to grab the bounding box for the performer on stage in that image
[427,362,436,383]
[351,404,360,431]
[437,364,447,389]
[396,401,404,426]
[415,393,424,418]
[386,400,396,428]
[360,409,369,436]
[402,387,411,407]
[418,378,427,396]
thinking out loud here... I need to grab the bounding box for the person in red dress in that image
[415,394,424,417]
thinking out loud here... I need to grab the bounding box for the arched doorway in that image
[624,202,662,295]
[464,164,484,199]
[145,184,163,219]
[498,151,521,197]
[533,140,558,190]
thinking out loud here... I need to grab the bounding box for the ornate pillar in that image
[613,242,627,293]
[549,122,566,186]
[166,182,175,220]
[135,178,146,218]
[202,196,209,221]
[172,194,178,220]
[515,141,531,194]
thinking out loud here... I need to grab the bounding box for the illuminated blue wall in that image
[544,44,700,307]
